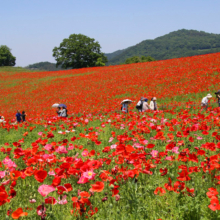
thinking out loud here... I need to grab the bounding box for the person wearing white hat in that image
[201,94,212,110]
[150,97,158,111]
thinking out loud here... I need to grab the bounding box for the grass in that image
[0,66,43,75]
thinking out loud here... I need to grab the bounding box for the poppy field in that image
[0,53,220,219]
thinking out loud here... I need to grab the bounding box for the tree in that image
[125,56,140,64]
[125,56,156,64]
[53,34,107,69]
[0,45,16,66]
[95,57,106,67]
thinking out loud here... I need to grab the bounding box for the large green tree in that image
[0,45,16,66]
[53,34,107,69]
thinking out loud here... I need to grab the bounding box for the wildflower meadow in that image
[1,53,220,219]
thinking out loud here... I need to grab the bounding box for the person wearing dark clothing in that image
[215,91,220,107]
[121,102,129,113]
[16,110,22,123]
[56,107,61,116]
[218,95,220,107]
[136,97,145,112]
[60,107,68,117]
[21,111,27,122]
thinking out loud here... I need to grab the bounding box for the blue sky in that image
[1,0,220,66]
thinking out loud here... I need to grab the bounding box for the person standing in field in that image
[142,98,150,111]
[215,90,220,107]
[121,102,129,113]
[0,115,5,123]
[56,107,61,117]
[21,111,27,122]
[201,94,212,110]
[15,110,22,123]
[60,107,68,117]
[150,97,158,111]
[136,97,145,112]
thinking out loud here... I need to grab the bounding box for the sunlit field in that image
[1,53,220,219]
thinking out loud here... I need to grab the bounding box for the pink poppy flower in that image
[82,150,89,157]
[55,146,68,154]
[38,185,55,197]
[82,170,96,180]
[111,144,117,149]
[197,136,203,140]
[3,157,12,165]
[37,205,46,217]
[150,150,158,158]
[48,170,55,176]
[1,179,10,185]
[3,157,17,169]
[143,140,148,145]
[172,147,179,154]
[0,171,5,179]
[29,199,36,203]
[38,132,43,136]
[58,195,68,205]
[44,144,52,151]
[165,156,172,161]
[85,119,89,123]
[149,123,155,128]
[108,137,114,143]
[77,176,89,184]
[68,144,74,150]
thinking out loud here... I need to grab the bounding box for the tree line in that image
[0,34,155,69]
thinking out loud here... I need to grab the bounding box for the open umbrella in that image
[120,99,133,105]
[59,104,67,108]
[52,103,59,108]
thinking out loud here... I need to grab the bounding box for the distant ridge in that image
[105,29,220,65]
[26,61,63,71]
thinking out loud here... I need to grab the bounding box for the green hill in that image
[26,61,63,71]
[106,29,220,65]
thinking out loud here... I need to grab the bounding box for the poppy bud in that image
[109,184,114,189]
[102,197,108,202]
[115,194,120,201]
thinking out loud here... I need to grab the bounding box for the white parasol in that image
[120,99,133,105]
[52,103,60,108]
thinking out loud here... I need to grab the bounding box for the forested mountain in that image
[105,49,126,61]
[27,30,220,70]
[106,29,220,65]
[26,62,63,71]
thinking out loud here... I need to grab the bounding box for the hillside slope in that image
[0,52,220,118]
[107,29,220,65]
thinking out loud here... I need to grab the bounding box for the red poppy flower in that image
[34,170,47,183]
[159,168,168,176]
[45,197,57,205]
[208,197,220,211]
[64,183,73,192]
[57,186,67,195]
[11,208,28,219]
[154,187,166,196]
[52,176,61,187]
[146,144,155,149]
[90,181,104,192]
